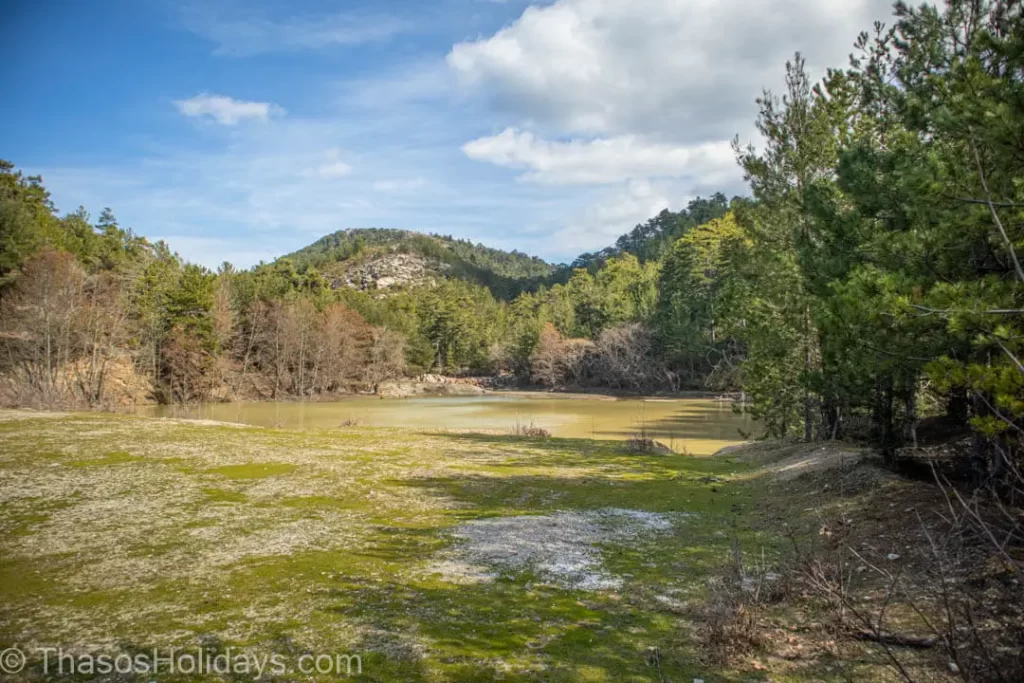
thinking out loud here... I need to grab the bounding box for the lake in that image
[140,393,754,455]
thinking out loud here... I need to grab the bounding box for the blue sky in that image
[0,0,896,268]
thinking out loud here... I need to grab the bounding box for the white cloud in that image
[301,149,353,178]
[339,62,454,110]
[462,127,736,185]
[550,179,675,253]
[181,4,408,56]
[315,161,353,178]
[149,236,280,270]
[174,94,283,125]
[448,0,894,142]
[450,0,894,248]
[372,177,428,192]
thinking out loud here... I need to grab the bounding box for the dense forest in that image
[1,1,1021,479]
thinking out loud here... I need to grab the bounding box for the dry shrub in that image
[698,542,788,663]
[788,473,1024,683]
[591,322,665,392]
[624,423,673,455]
[529,323,594,389]
[510,419,551,438]
[529,322,668,393]
[625,435,660,454]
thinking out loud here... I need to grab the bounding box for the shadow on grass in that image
[321,575,701,682]
[391,470,734,517]
[421,431,749,474]
[588,408,754,442]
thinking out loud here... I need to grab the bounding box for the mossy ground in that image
[0,410,883,682]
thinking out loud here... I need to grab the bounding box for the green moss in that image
[279,495,364,512]
[67,450,144,467]
[202,487,248,503]
[0,557,54,599]
[207,462,298,479]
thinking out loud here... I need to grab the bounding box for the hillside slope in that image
[284,228,559,299]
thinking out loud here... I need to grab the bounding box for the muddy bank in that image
[375,374,489,398]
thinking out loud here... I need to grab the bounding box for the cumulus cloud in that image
[450,0,894,246]
[462,127,736,185]
[448,0,893,142]
[174,94,284,125]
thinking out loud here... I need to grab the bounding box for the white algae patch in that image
[431,508,684,590]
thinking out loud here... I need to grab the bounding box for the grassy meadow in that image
[0,410,911,682]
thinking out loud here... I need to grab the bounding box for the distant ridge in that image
[282,228,560,299]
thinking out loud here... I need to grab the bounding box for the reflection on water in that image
[139,394,754,455]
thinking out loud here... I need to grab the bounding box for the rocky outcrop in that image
[330,252,447,292]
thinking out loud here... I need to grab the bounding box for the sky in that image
[0,0,897,268]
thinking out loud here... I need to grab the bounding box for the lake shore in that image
[131,393,754,454]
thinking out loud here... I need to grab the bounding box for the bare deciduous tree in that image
[0,249,133,407]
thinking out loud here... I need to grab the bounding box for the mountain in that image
[282,228,560,299]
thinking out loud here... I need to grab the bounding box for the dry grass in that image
[509,418,551,438]
[710,440,1024,683]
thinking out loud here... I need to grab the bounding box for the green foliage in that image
[165,264,216,348]
[707,1,1024,474]
[0,160,54,290]
[657,213,749,389]
[415,279,501,372]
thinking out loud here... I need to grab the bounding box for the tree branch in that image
[910,305,1024,316]
[956,197,1024,208]
[972,141,1024,283]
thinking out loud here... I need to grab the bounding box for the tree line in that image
[1,0,1020,481]
[679,0,1022,483]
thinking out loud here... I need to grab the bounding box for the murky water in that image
[140,393,753,455]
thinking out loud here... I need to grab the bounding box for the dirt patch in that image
[429,508,684,590]
[717,440,865,482]
[768,445,863,481]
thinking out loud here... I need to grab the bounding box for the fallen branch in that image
[851,629,939,650]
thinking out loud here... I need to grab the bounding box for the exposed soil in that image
[430,508,684,590]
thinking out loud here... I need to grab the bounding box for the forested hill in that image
[279,195,740,299]
[282,228,558,300]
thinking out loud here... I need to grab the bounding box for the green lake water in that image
[140,393,753,455]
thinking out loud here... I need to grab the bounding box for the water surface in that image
[141,394,752,455]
